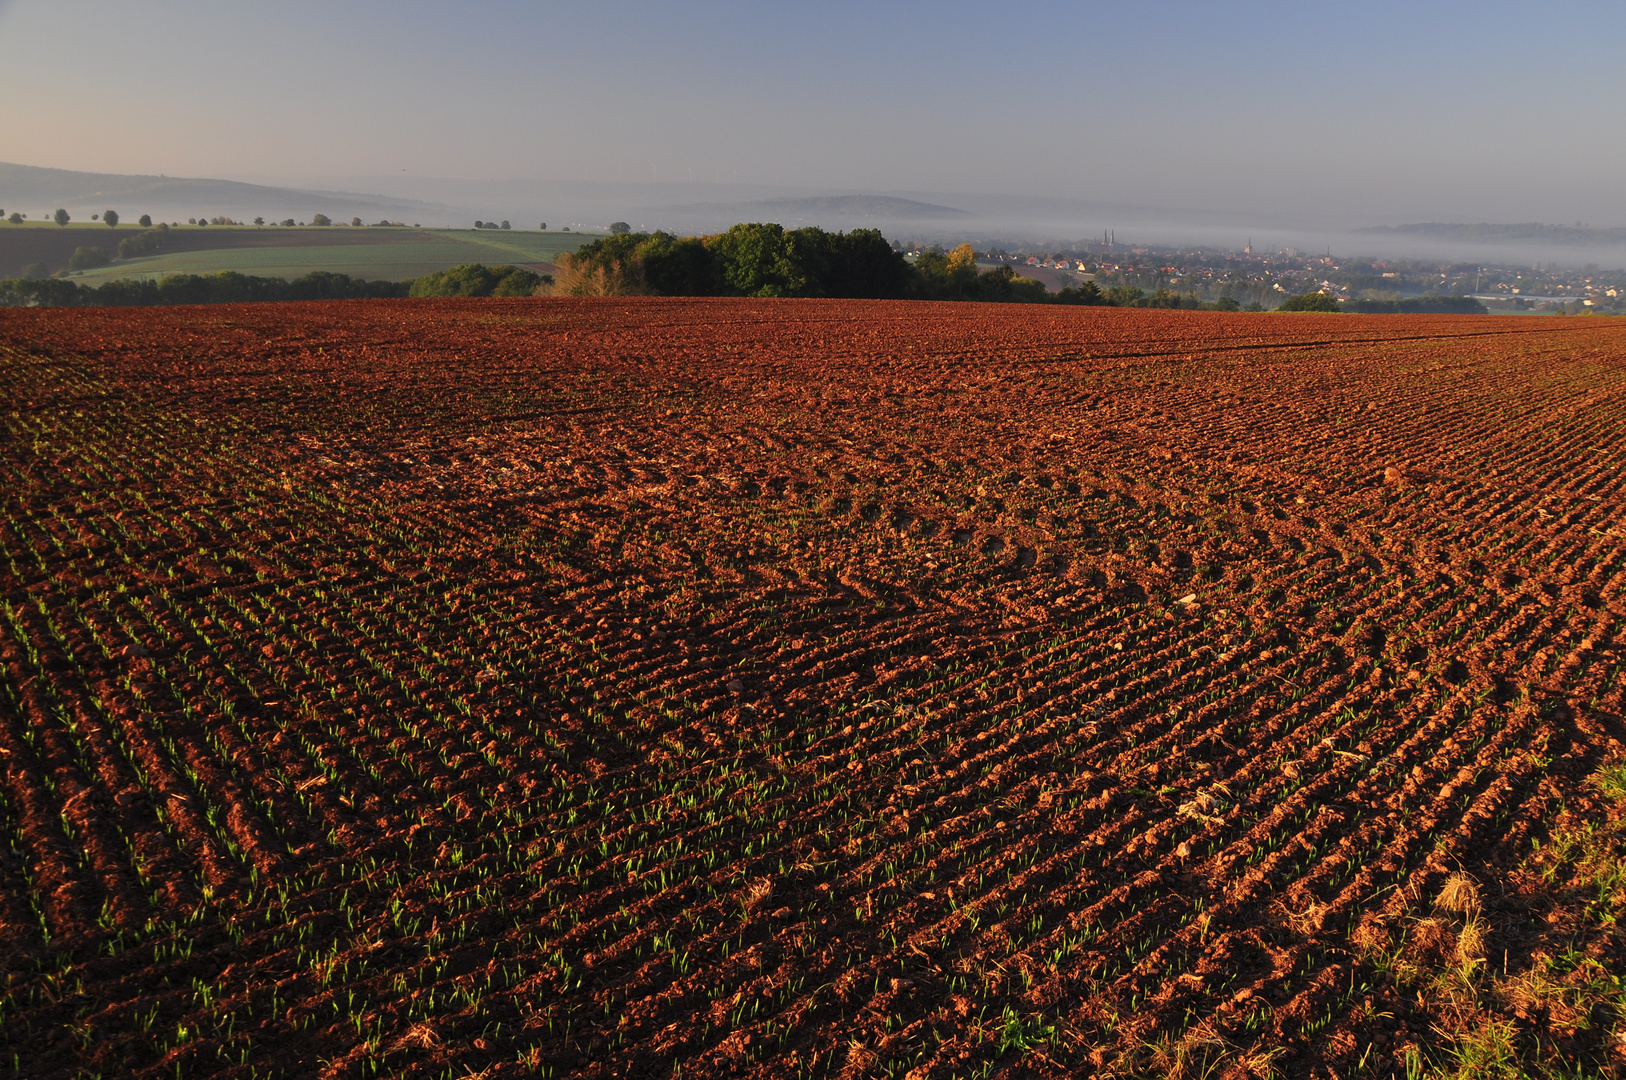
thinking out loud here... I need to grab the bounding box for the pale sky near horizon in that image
[1,0,1621,223]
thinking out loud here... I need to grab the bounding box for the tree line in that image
[1343,295,1488,314]
[1,266,1490,314]
[0,260,564,307]
[1,220,1496,312]
[550,226,1281,308]
[550,225,1110,303]
[2,209,156,227]
[0,263,571,307]
[551,225,916,299]
[2,210,428,230]
[0,271,413,307]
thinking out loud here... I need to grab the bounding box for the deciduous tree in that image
[1277,291,1341,312]
[68,246,112,270]
[408,263,543,298]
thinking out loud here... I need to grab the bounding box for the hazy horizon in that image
[6,158,1626,272]
[2,0,1623,232]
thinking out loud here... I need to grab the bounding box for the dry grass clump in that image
[1142,1021,1236,1079]
[395,1022,440,1050]
[745,878,774,911]
[1435,872,1481,916]
[1454,917,1486,971]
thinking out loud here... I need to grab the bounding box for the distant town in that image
[900,239,1626,314]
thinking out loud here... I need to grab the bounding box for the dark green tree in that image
[608,221,631,235]
[310,213,332,227]
[815,228,912,298]
[408,263,542,298]
[492,267,541,295]
[960,264,1049,303]
[68,246,112,270]
[637,233,721,296]
[289,271,371,300]
[1054,280,1109,306]
[53,208,70,227]
[103,210,119,227]
[138,214,152,227]
[117,229,167,259]
[1277,292,1341,312]
[708,223,799,297]
[568,224,911,300]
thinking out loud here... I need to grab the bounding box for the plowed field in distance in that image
[2,299,1624,1079]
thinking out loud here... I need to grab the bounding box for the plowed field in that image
[2,299,1624,1079]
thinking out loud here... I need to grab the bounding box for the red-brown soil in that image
[1,299,1623,1078]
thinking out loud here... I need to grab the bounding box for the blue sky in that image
[1,0,1621,222]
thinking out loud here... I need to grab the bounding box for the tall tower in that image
[1245,237,1252,254]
